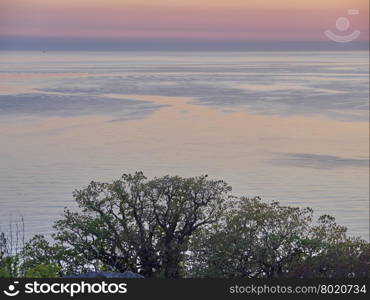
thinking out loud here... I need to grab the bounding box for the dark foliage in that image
[1,172,368,278]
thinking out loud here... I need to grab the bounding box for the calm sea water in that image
[0,51,368,240]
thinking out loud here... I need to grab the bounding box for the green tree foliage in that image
[0,255,22,278]
[187,197,369,278]
[52,172,231,278]
[24,264,61,278]
[21,235,67,276]
[0,221,61,278]
[288,215,370,278]
[1,172,368,278]
[0,220,24,277]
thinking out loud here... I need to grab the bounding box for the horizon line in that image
[0,37,368,51]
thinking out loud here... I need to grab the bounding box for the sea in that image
[0,51,368,240]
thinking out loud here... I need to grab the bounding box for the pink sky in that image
[0,0,368,41]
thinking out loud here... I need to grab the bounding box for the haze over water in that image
[0,51,368,240]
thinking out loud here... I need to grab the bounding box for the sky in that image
[0,0,369,50]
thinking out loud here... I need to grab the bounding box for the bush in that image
[24,264,61,278]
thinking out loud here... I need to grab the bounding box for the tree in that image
[0,230,63,278]
[187,197,369,278]
[53,172,232,278]
[187,197,314,278]
[288,215,370,278]
[21,235,68,276]
[3,172,368,278]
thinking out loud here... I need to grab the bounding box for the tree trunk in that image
[163,245,181,278]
